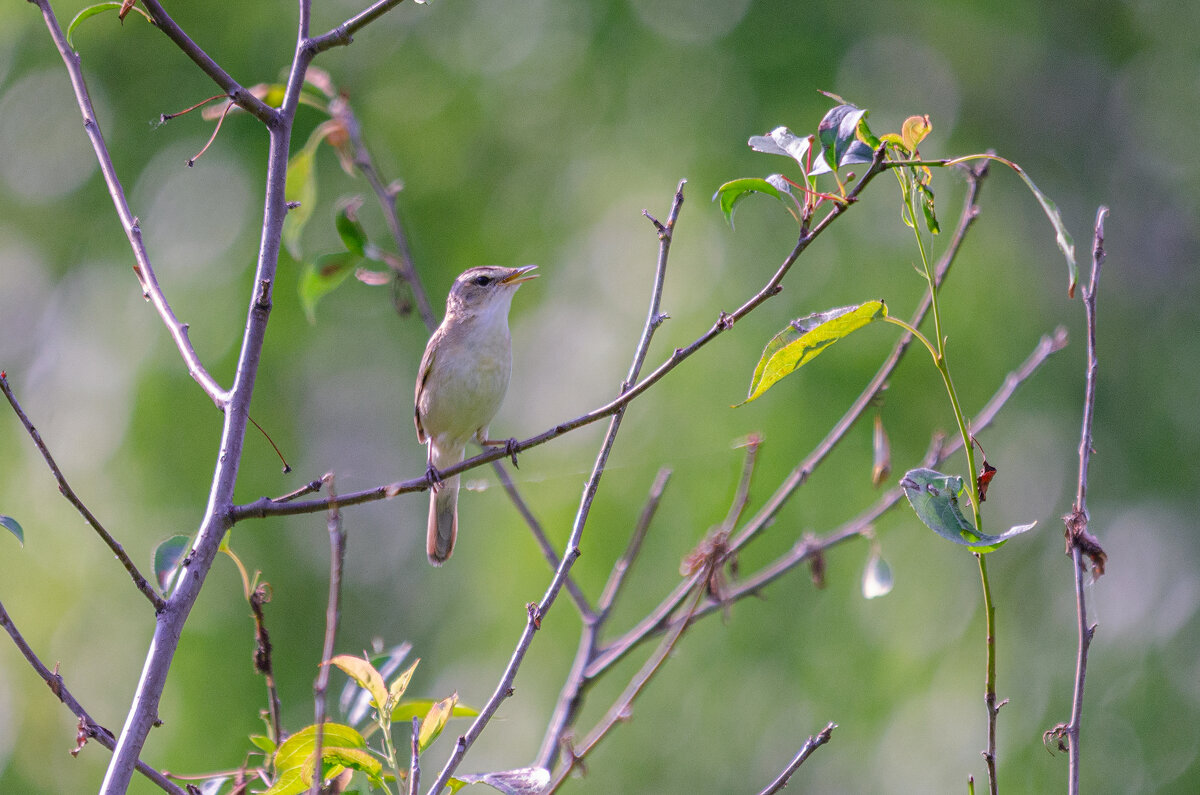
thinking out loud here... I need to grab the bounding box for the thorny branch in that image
[0,373,163,610]
[0,599,187,795]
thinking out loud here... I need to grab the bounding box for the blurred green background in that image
[1,0,1197,792]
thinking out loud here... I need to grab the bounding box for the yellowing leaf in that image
[738,301,888,406]
[387,659,420,710]
[418,693,458,752]
[324,655,388,714]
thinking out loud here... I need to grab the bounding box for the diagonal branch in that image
[308,0,413,55]
[0,373,163,611]
[29,0,230,407]
[756,722,837,795]
[0,599,187,795]
[138,0,276,124]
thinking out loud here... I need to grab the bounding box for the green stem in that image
[378,715,403,795]
[904,177,995,793]
[977,552,998,795]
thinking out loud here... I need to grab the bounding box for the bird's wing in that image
[414,331,438,443]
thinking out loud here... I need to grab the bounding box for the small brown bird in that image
[414,265,537,565]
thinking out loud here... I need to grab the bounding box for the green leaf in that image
[918,182,939,234]
[417,694,458,751]
[324,655,389,715]
[1,515,23,546]
[268,723,372,794]
[335,197,368,256]
[282,137,321,260]
[738,301,888,406]
[66,3,155,50]
[815,104,875,174]
[151,534,191,593]
[900,468,1037,552]
[249,734,277,753]
[712,178,784,228]
[387,659,420,710]
[1008,164,1078,296]
[392,699,479,723]
[299,251,360,323]
[456,766,552,795]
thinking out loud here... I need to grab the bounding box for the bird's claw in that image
[425,463,444,492]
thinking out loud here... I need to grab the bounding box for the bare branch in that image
[138,0,276,124]
[1059,205,1109,795]
[28,0,230,406]
[756,722,837,795]
[312,474,346,795]
[492,460,594,619]
[0,599,187,795]
[0,373,163,610]
[309,0,413,55]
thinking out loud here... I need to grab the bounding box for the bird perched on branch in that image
[414,265,537,565]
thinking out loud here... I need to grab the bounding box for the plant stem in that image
[977,552,998,795]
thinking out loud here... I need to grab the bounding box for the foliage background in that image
[0,0,1197,792]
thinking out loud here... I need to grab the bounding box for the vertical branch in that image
[312,473,346,794]
[1060,206,1109,794]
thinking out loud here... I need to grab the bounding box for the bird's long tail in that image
[427,443,464,566]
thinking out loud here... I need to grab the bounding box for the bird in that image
[414,265,537,565]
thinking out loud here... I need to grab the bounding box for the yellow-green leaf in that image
[66,3,155,50]
[387,659,420,709]
[392,699,479,723]
[417,693,458,752]
[324,655,388,714]
[738,301,888,406]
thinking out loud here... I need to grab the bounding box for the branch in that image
[309,0,412,55]
[0,599,187,795]
[0,373,164,610]
[587,327,1068,675]
[138,0,276,124]
[423,179,686,795]
[312,474,346,795]
[233,156,902,523]
[1060,206,1109,795]
[29,0,229,407]
[756,722,837,795]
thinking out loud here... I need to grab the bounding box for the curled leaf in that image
[151,534,190,593]
[748,127,814,170]
[712,178,784,228]
[899,468,1036,552]
[1,514,24,546]
[66,2,155,49]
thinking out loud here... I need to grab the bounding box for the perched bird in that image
[414,265,537,565]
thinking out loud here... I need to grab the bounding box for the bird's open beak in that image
[502,265,538,284]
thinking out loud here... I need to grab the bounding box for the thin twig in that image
[0,599,187,795]
[424,180,686,795]
[0,373,164,610]
[534,468,672,770]
[545,575,707,791]
[312,474,346,794]
[309,0,412,54]
[587,327,1068,674]
[756,722,837,795]
[137,0,276,123]
[492,460,594,619]
[249,584,284,747]
[328,93,437,330]
[28,0,229,407]
[408,716,421,795]
[596,467,673,619]
[1063,206,1108,794]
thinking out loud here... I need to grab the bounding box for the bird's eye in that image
[472,275,492,286]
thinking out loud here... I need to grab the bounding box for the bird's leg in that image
[480,436,521,468]
[425,448,444,492]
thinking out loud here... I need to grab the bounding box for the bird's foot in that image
[482,437,521,468]
[425,463,444,492]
